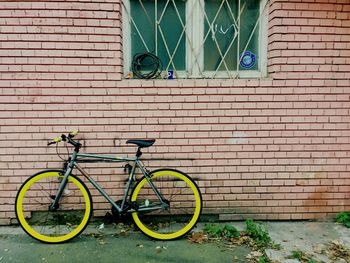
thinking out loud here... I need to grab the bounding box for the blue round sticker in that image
[240,51,256,69]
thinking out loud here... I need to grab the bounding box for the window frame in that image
[122,0,269,79]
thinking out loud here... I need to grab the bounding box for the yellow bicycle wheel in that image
[15,170,92,243]
[131,169,202,240]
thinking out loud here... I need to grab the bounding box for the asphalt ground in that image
[0,221,349,263]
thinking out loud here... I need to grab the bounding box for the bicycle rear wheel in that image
[131,169,202,240]
[15,170,92,243]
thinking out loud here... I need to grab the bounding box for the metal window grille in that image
[122,0,269,79]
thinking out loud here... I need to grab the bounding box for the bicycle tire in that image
[130,169,202,240]
[15,170,92,243]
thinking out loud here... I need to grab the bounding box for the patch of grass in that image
[203,224,240,239]
[258,255,271,263]
[270,242,282,250]
[291,250,304,260]
[335,212,350,228]
[288,250,321,263]
[245,219,271,249]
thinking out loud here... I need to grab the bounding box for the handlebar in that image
[47,131,81,149]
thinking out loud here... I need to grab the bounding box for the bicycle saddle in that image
[126,139,155,148]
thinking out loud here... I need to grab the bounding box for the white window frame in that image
[122,0,269,79]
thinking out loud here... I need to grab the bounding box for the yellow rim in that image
[16,171,91,243]
[131,170,201,240]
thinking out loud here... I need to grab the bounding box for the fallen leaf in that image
[313,243,325,254]
[245,254,252,259]
[188,232,208,244]
[119,229,128,237]
[251,251,263,257]
[99,240,106,245]
[156,246,162,254]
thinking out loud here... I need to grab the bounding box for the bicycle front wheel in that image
[131,169,202,240]
[15,170,92,243]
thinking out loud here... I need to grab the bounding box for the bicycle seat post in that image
[136,147,142,158]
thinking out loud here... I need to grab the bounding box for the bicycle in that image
[15,131,203,243]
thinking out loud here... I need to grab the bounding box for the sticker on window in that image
[240,51,256,69]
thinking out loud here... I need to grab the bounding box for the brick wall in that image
[0,0,349,224]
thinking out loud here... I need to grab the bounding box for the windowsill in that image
[117,76,273,88]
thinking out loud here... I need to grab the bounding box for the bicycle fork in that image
[49,155,76,211]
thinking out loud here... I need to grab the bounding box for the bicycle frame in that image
[51,150,168,214]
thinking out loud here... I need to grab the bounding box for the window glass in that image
[204,0,260,71]
[130,0,186,71]
[126,0,264,78]
[239,0,260,71]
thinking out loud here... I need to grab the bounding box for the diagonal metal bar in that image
[188,0,224,72]
[158,0,171,24]
[161,0,187,72]
[155,0,158,55]
[123,0,266,79]
[213,0,248,78]
[165,0,198,74]
[190,0,232,77]
[122,1,150,52]
[239,0,270,73]
[203,0,232,77]
[182,0,206,78]
[225,0,239,30]
[157,0,179,75]
[138,0,154,29]
[157,25,178,74]
[236,0,241,77]
[159,0,202,77]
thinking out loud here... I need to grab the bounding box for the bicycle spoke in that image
[16,171,92,243]
[131,170,202,240]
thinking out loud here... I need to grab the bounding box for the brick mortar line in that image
[0,94,349,98]
[0,9,119,13]
[1,123,350,127]
[0,24,120,29]
[0,98,348,101]
[0,32,121,36]
[1,67,349,71]
[0,56,118,59]
[2,137,350,141]
[1,118,350,122]
[0,103,348,107]
[2,143,350,146]
[0,108,349,111]
[0,40,119,43]
[0,46,121,49]
[0,15,119,19]
[1,85,349,89]
[1,128,350,131]
[0,95,350,98]
[1,78,348,82]
[1,115,349,119]
[1,158,349,163]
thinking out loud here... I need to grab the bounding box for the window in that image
[122,0,268,79]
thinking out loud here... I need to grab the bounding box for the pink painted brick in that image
[0,0,349,224]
